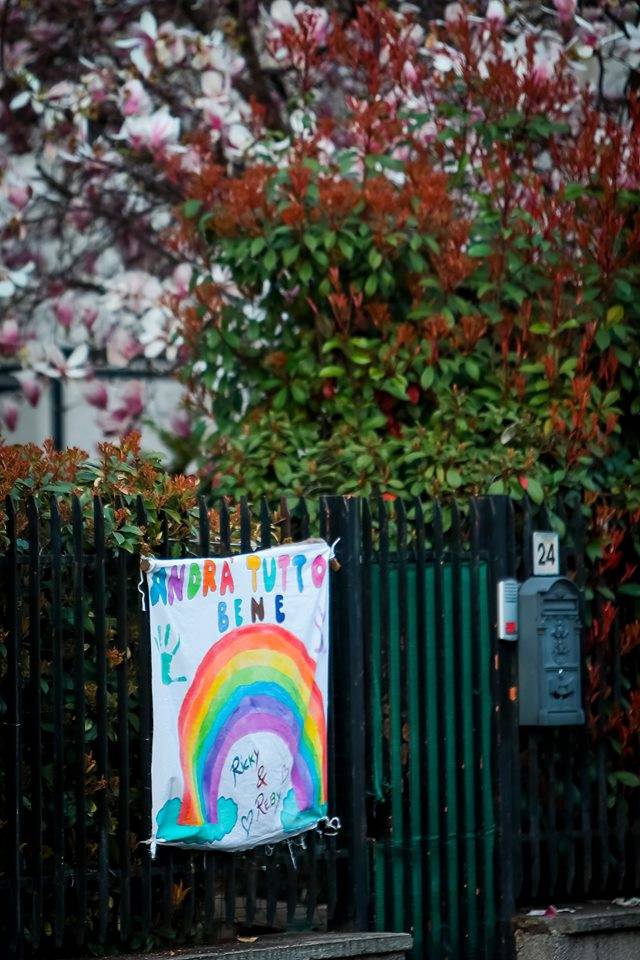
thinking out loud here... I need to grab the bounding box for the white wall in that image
[8,375,184,460]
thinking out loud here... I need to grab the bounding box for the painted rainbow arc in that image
[177,623,327,826]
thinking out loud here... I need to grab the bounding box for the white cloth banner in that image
[145,539,331,852]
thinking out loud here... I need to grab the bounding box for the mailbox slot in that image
[518,576,585,727]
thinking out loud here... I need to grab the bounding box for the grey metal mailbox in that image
[518,576,585,726]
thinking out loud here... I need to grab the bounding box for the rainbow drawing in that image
[176,623,327,827]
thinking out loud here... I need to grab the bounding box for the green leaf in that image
[526,477,544,504]
[368,248,383,270]
[183,199,202,219]
[614,771,640,788]
[299,261,313,284]
[364,274,378,297]
[263,248,277,271]
[273,458,292,484]
[446,468,463,488]
[468,243,493,257]
[619,584,640,597]
[251,237,266,256]
[282,244,300,267]
[319,365,344,378]
[420,366,435,390]
[272,387,288,410]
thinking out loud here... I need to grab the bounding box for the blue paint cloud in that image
[280,788,326,834]
[157,796,238,845]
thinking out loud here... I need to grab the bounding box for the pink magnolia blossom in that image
[81,305,99,332]
[118,381,144,417]
[0,318,21,355]
[6,179,32,210]
[106,328,141,366]
[167,263,193,299]
[32,343,90,380]
[170,409,191,438]
[1,399,19,431]
[15,372,42,407]
[84,380,109,410]
[121,108,180,154]
[486,1,506,28]
[54,295,76,330]
[267,1,330,66]
[553,0,576,24]
[119,78,151,117]
[100,381,144,436]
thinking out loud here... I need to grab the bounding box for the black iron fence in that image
[1,493,639,960]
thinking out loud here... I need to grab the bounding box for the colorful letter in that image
[187,562,201,600]
[246,554,260,592]
[263,557,277,592]
[277,554,290,591]
[220,560,235,596]
[168,565,185,605]
[275,593,285,623]
[149,568,167,606]
[292,553,306,592]
[202,559,217,595]
[234,598,243,627]
[251,596,265,623]
[218,601,229,632]
[311,553,327,588]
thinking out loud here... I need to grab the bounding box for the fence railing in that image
[1,493,639,960]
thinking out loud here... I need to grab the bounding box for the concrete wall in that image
[514,904,640,960]
[111,932,413,960]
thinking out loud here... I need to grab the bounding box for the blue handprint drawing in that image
[155,624,187,685]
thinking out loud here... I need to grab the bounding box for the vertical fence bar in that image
[259,498,271,548]
[343,497,368,929]
[327,495,352,924]
[521,499,541,904]
[471,500,495,960]
[258,498,280,929]
[375,495,394,931]
[297,496,310,539]
[547,735,558,896]
[158,512,175,933]
[320,496,337,925]
[571,500,592,896]
[72,496,87,944]
[527,734,541,900]
[432,502,452,954]
[5,498,23,960]
[455,503,478,958]
[392,499,409,942]
[93,498,109,944]
[27,497,43,948]
[198,497,217,938]
[115,521,131,940]
[218,499,237,929]
[50,497,66,948]
[388,498,405,928]
[403,501,424,957]
[421,500,442,956]
[239,496,258,928]
[136,496,153,938]
[485,496,520,960]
